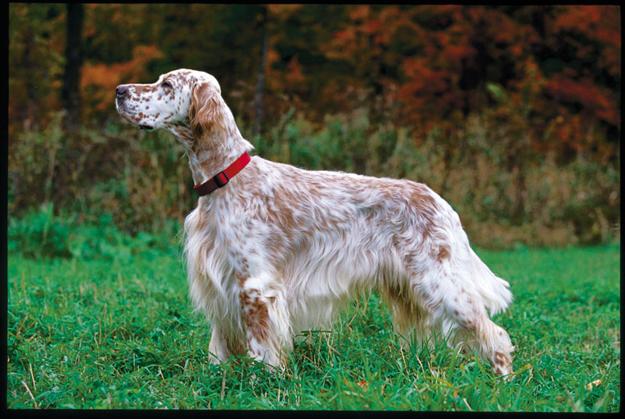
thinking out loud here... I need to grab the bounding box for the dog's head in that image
[115,68,228,139]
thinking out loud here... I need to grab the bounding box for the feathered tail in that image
[468,248,512,316]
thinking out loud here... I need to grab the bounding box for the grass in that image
[6,236,620,411]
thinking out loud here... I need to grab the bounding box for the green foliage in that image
[9,112,65,210]
[8,203,72,258]
[6,240,620,410]
[8,100,620,248]
[486,82,508,103]
[9,115,195,235]
[8,204,178,261]
[258,109,375,174]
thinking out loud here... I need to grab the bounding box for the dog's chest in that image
[183,200,255,292]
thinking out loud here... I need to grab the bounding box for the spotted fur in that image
[115,69,515,375]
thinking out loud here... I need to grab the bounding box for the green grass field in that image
[7,242,620,411]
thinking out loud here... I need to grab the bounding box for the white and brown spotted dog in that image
[115,69,514,375]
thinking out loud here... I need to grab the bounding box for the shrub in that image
[8,203,72,258]
[9,113,195,234]
[8,203,179,260]
[8,100,620,249]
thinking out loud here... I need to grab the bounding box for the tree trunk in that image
[253,6,268,138]
[61,3,84,132]
[22,25,37,130]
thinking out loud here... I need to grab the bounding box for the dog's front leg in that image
[239,275,292,369]
[208,324,231,364]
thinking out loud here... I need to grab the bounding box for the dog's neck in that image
[169,123,254,186]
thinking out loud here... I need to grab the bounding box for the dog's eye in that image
[162,80,173,90]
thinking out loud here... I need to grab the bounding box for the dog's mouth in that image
[115,98,128,113]
[116,102,153,130]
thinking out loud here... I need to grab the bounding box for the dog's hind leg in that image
[443,302,515,377]
[380,282,432,350]
[415,263,514,376]
[239,275,292,369]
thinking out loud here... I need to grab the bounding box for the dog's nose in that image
[116,85,130,98]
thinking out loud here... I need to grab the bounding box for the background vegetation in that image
[8,4,620,247]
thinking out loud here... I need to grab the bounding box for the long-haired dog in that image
[115,69,514,375]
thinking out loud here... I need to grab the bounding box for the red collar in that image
[193,152,251,196]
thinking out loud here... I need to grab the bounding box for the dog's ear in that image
[189,82,224,137]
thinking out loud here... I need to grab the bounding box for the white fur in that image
[116,69,515,375]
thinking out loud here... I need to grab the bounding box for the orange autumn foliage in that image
[8,4,620,159]
[81,45,163,111]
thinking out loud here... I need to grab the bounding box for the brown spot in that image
[494,351,508,367]
[240,289,270,342]
[436,245,450,262]
[265,185,299,237]
[266,234,287,256]
[134,84,156,94]
[408,183,439,239]
[239,291,251,305]
[235,272,247,286]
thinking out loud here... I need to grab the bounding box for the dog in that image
[115,69,514,375]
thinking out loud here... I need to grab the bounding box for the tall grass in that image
[8,202,180,260]
[8,103,620,248]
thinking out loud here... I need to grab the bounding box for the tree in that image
[61,3,84,132]
[253,5,268,137]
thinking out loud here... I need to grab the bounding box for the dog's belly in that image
[281,234,405,334]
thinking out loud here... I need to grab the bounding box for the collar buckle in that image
[213,171,229,188]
